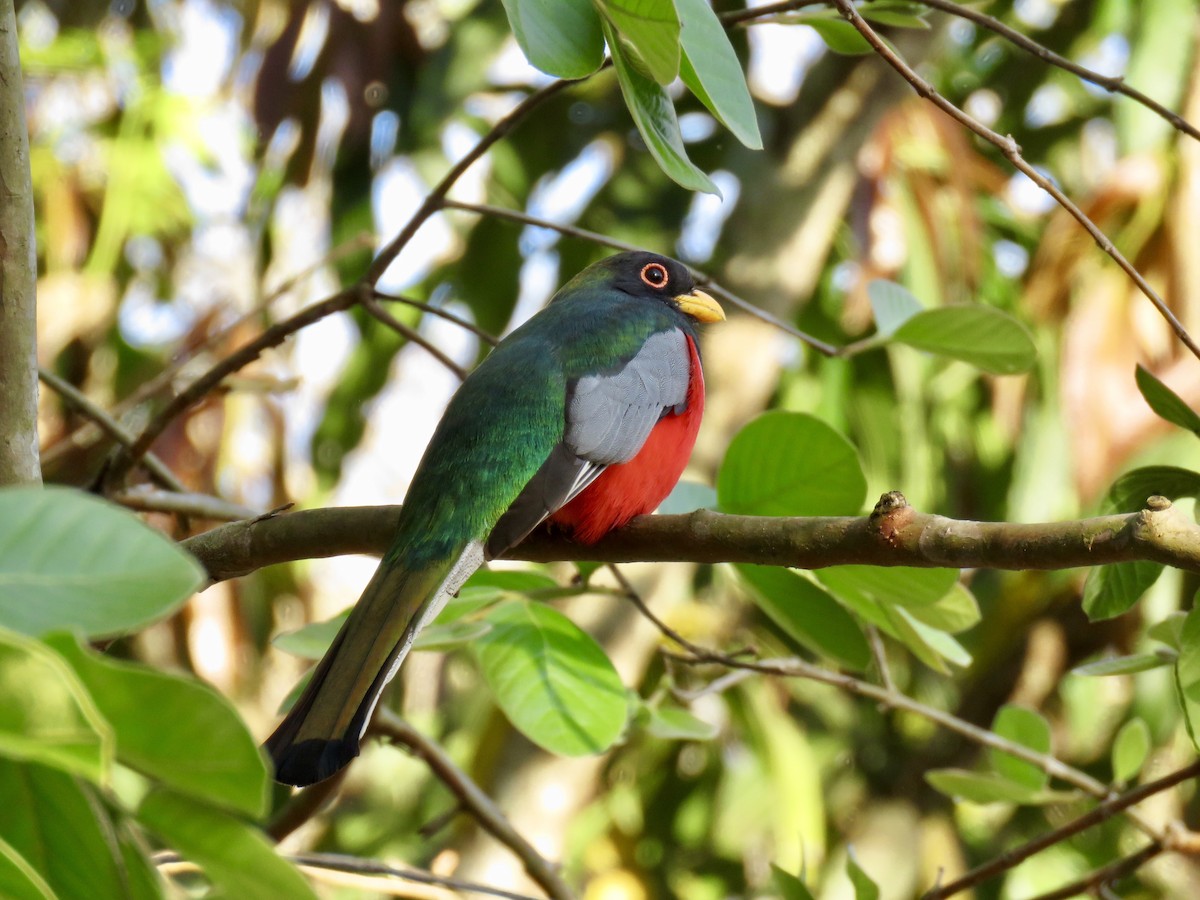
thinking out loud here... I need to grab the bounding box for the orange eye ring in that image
[640,262,669,289]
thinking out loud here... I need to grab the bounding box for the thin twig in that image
[372,709,575,900]
[923,762,1200,899]
[38,367,188,493]
[829,0,1200,362]
[441,199,841,355]
[362,296,469,380]
[373,290,500,346]
[1020,841,1163,900]
[111,488,258,522]
[866,625,896,695]
[913,0,1200,142]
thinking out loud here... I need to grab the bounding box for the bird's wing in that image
[486,328,692,557]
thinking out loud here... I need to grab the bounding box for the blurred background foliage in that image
[19,0,1200,896]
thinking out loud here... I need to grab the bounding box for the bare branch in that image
[0,0,40,486]
[372,709,575,900]
[1022,842,1164,900]
[373,290,500,346]
[362,296,468,380]
[828,0,1200,362]
[111,488,258,522]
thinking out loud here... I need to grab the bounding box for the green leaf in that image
[1174,607,1200,752]
[500,0,604,78]
[806,18,874,55]
[736,564,871,670]
[0,759,133,900]
[45,634,270,819]
[0,629,111,782]
[891,306,1037,374]
[925,769,1046,805]
[0,486,204,638]
[639,704,718,741]
[860,2,932,29]
[1112,718,1151,783]
[1149,611,1189,650]
[595,0,680,84]
[474,600,628,755]
[988,705,1051,791]
[1072,652,1174,677]
[886,606,971,671]
[868,280,923,337]
[1100,465,1200,514]
[903,583,981,634]
[1135,364,1200,436]
[603,20,719,195]
[675,0,761,149]
[463,569,560,594]
[0,836,57,900]
[272,612,348,660]
[772,864,817,900]
[412,620,492,652]
[846,850,880,900]
[138,790,318,900]
[817,565,959,609]
[718,412,867,517]
[1083,560,1163,620]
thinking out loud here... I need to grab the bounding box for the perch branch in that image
[1023,841,1164,900]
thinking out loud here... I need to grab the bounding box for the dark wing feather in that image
[486,329,691,558]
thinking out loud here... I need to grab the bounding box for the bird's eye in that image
[640,263,669,289]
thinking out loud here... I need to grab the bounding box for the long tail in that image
[265,542,483,786]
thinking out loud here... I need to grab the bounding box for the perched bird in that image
[265,251,724,786]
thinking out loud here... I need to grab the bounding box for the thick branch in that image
[0,0,40,486]
[181,493,1200,584]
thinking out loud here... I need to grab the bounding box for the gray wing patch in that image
[566,329,691,465]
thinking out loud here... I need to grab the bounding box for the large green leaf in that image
[474,600,627,755]
[1112,718,1151,784]
[138,790,318,900]
[1135,364,1200,437]
[603,20,718,195]
[817,565,959,610]
[45,634,270,819]
[736,564,870,670]
[0,486,204,638]
[675,0,761,149]
[0,837,57,900]
[1082,560,1163,621]
[500,0,604,78]
[988,705,1051,791]
[1072,652,1174,677]
[806,18,874,55]
[0,759,133,900]
[891,306,1037,374]
[926,769,1052,805]
[1100,465,1200,514]
[595,0,680,84]
[718,412,867,517]
[0,629,111,782]
[868,280,923,337]
[903,583,980,634]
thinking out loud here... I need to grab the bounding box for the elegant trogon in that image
[265,251,724,786]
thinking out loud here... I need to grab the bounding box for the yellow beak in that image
[674,288,725,324]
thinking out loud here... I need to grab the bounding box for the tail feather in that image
[265,542,484,786]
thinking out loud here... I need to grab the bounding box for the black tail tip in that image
[266,736,360,787]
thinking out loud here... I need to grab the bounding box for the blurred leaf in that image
[1174,607,1200,752]
[0,486,203,639]
[988,705,1051,791]
[860,2,931,28]
[868,279,923,337]
[474,600,627,755]
[0,759,131,900]
[904,583,981,634]
[0,836,57,900]
[737,564,871,670]
[639,704,718,741]
[1149,611,1189,650]
[718,412,867,517]
[45,635,270,819]
[891,307,1037,374]
[1135,364,1200,437]
[500,0,604,78]
[464,569,560,594]
[1112,718,1151,783]
[138,790,317,900]
[0,629,111,782]
[659,479,718,514]
[886,606,971,671]
[1083,561,1163,621]
[595,0,681,84]
[1100,466,1200,514]
[806,19,874,55]
[846,850,880,900]
[1072,652,1174,677]
[818,565,959,609]
[603,21,718,195]
[413,620,493,651]
[772,864,816,900]
[926,769,1050,805]
[676,0,761,149]
[272,612,348,660]
[453,215,523,336]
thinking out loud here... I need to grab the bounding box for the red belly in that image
[549,336,705,544]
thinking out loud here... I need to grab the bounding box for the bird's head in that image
[558,251,726,324]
